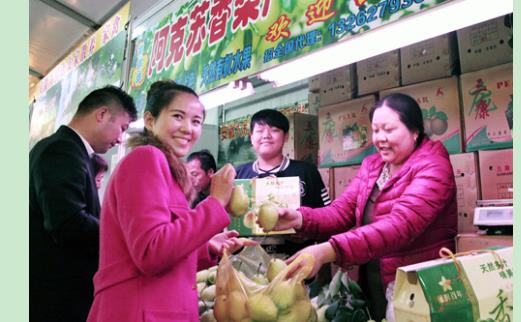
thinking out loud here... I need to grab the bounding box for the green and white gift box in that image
[227,176,299,237]
[393,247,513,322]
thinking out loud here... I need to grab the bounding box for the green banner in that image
[128,0,447,114]
[29,32,127,148]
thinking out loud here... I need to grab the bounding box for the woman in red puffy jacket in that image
[273,93,457,321]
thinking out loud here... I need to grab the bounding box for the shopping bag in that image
[214,244,317,322]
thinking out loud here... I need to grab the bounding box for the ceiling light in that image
[199,79,256,110]
[259,0,513,87]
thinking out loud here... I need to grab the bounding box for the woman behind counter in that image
[88,81,251,322]
[273,93,457,321]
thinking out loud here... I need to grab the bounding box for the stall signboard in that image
[128,0,447,114]
[29,4,130,146]
[29,83,61,149]
[218,102,307,167]
[53,32,128,129]
[394,247,513,322]
[34,4,130,99]
[228,176,299,236]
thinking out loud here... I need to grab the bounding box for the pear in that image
[213,295,228,321]
[229,185,250,217]
[251,273,269,285]
[276,307,299,322]
[197,282,207,294]
[269,280,296,310]
[246,293,278,322]
[258,202,279,232]
[201,284,216,302]
[237,272,264,294]
[228,290,248,321]
[294,282,308,300]
[197,269,210,283]
[267,258,287,282]
[292,300,313,321]
[200,309,217,322]
[207,270,217,285]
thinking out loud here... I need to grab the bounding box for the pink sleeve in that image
[298,163,365,239]
[113,146,230,275]
[329,156,455,268]
[197,242,218,270]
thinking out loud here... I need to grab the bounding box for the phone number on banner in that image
[328,0,425,38]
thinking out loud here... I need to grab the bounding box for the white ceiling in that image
[29,0,161,95]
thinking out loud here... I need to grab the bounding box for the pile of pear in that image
[213,258,317,322]
[228,185,280,232]
[197,266,219,322]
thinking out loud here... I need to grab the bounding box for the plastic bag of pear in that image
[213,244,318,322]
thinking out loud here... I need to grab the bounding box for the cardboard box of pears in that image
[227,176,299,236]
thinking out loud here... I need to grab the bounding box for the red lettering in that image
[209,0,232,46]
[165,15,188,68]
[186,0,210,57]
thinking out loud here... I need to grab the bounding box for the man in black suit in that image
[29,85,137,322]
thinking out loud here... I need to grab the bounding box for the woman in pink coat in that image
[273,93,457,321]
[87,81,250,322]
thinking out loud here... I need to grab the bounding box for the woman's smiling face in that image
[371,105,418,167]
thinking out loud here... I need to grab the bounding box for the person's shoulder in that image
[127,145,165,161]
[288,159,319,171]
[235,161,255,178]
[235,161,253,172]
[31,130,82,159]
[414,139,450,163]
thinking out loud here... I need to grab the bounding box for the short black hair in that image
[75,85,137,121]
[369,93,425,147]
[92,154,109,174]
[187,149,217,173]
[249,109,289,133]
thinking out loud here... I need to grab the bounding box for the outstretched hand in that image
[208,230,258,256]
[270,208,303,231]
[285,242,336,278]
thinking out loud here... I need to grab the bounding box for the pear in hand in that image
[258,202,279,231]
[228,185,250,217]
[266,258,287,282]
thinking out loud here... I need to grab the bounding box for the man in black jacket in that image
[29,85,137,322]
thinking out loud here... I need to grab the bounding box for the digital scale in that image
[473,199,513,235]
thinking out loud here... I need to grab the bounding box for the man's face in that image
[250,123,288,160]
[186,159,213,192]
[95,108,132,153]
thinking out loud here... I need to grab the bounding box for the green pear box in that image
[381,76,463,154]
[283,113,319,166]
[318,95,376,167]
[460,63,513,151]
[394,247,513,322]
[228,177,299,236]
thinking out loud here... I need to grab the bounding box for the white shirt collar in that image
[252,156,290,174]
[67,125,95,157]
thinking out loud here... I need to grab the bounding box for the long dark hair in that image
[127,80,202,198]
[369,93,425,147]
